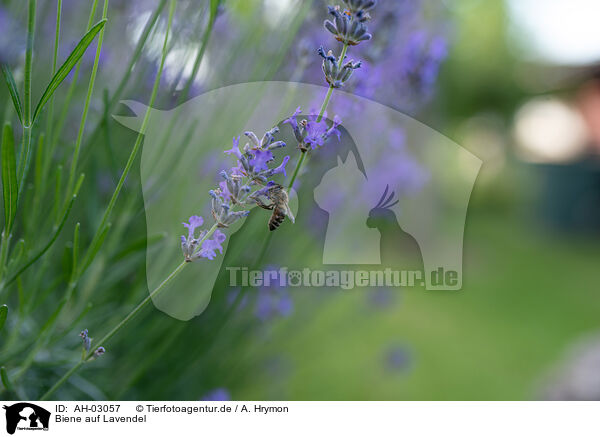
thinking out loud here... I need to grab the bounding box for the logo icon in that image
[3,403,50,435]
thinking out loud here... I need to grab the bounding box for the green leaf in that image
[72,222,80,279]
[1,123,18,233]
[210,0,221,19]
[80,223,111,276]
[32,19,107,123]
[0,304,7,332]
[0,366,13,392]
[4,174,84,287]
[0,65,24,124]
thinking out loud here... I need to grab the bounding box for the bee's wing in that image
[284,203,295,223]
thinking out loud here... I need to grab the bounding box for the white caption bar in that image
[1,401,598,436]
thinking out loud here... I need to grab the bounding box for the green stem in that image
[78,0,175,276]
[23,0,36,126]
[47,0,99,162]
[39,361,84,401]
[228,42,350,317]
[0,231,10,283]
[18,0,36,196]
[84,260,188,356]
[44,0,62,145]
[16,0,35,196]
[177,7,216,102]
[40,222,216,400]
[16,125,32,201]
[38,1,180,400]
[287,42,348,191]
[223,41,350,325]
[4,0,174,392]
[108,0,167,109]
[286,151,306,191]
[65,0,109,197]
[73,0,167,171]
[316,86,334,123]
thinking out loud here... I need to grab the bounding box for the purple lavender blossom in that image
[224,136,243,159]
[198,230,226,260]
[324,5,373,46]
[181,215,229,262]
[226,128,289,183]
[79,329,91,352]
[262,156,290,178]
[284,108,342,151]
[182,125,292,259]
[292,1,449,112]
[318,46,362,88]
[183,216,204,240]
[249,148,274,172]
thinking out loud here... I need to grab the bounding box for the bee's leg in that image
[253,198,275,210]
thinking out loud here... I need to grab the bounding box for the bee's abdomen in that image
[269,208,286,231]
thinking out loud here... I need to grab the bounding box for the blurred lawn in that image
[228,210,600,400]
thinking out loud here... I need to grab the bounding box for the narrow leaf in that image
[0,65,24,124]
[0,366,13,391]
[32,19,107,123]
[0,304,7,331]
[1,123,18,233]
[80,223,111,276]
[4,174,84,286]
[210,0,221,19]
[71,222,80,280]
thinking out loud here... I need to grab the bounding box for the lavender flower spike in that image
[284,107,343,151]
[79,329,91,352]
[181,216,207,261]
[342,0,377,19]
[229,127,288,183]
[197,230,227,260]
[319,46,361,88]
[324,5,373,46]
[210,190,251,228]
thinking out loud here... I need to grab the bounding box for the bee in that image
[251,183,295,231]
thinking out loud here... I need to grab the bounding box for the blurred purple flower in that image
[384,345,412,371]
[201,388,231,401]
[367,287,398,309]
[400,32,448,97]
[227,288,249,311]
[0,6,24,64]
[253,266,294,322]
